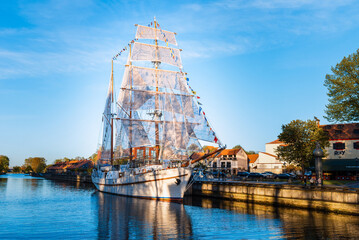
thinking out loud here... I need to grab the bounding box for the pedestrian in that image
[317,176,322,187]
[309,177,314,187]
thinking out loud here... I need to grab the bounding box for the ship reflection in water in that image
[1,175,359,239]
[95,192,192,239]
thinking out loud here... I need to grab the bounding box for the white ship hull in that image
[92,167,192,201]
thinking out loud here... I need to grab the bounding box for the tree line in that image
[1,153,98,174]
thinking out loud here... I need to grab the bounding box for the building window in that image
[227,162,231,168]
[151,150,156,159]
[221,162,226,168]
[324,125,332,130]
[213,162,217,168]
[337,124,344,129]
[137,149,144,159]
[333,142,345,150]
[353,129,359,134]
[354,142,359,149]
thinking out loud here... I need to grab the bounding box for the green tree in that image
[0,155,10,173]
[13,166,22,173]
[276,119,329,176]
[54,159,64,164]
[246,151,257,155]
[23,166,33,173]
[324,49,359,122]
[89,153,98,162]
[233,145,256,155]
[23,157,47,173]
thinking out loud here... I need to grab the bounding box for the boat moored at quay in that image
[92,18,224,201]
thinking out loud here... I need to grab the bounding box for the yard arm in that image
[182,146,226,167]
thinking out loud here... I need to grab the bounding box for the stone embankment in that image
[42,173,92,183]
[187,180,359,215]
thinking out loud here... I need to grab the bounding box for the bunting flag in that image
[214,136,218,143]
[112,38,139,60]
[199,107,202,114]
[196,96,200,99]
[198,102,202,105]
[203,111,205,115]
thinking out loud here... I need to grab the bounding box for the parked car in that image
[276,173,293,179]
[247,172,264,180]
[262,172,277,179]
[287,172,297,179]
[237,171,250,177]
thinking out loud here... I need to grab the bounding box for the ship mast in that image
[110,59,114,166]
[154,16,160,161]
[129,44,133,163]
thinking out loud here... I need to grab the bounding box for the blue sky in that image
[1,0,359,166]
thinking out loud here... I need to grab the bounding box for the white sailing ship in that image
[92,18,224,201]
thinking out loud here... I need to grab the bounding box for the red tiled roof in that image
[266,139,284,144]
[47,160,93,170]
[217,149,240,157]
[248,154,259,163]
[67,160,93,170]
[260,152,278,158]
[320,123,359,140]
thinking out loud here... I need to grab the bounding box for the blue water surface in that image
[1,174,358,239]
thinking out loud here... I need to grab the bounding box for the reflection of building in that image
[210,148,248,174]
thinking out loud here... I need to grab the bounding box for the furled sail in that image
[135,25,177,46]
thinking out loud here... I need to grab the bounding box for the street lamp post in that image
[313,142,324,187]
[356,157,358,181]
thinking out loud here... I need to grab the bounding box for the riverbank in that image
[187,180,359,215]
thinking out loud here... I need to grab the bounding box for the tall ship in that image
[92,18,224,201]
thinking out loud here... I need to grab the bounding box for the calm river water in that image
[1,174,359,239]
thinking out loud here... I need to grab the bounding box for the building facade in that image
[210,148,248,174]
[321,123,359,180]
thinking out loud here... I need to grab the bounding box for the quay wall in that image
[188,181,359,215]
[42,173,92,183]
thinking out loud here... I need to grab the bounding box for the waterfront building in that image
[247,140,286,174]
[47,160,93,174]
[321,123,359,180]
[210,148,248,174]
[264,122,359,179]
[248,154,259,170]
[250,151,284,174]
